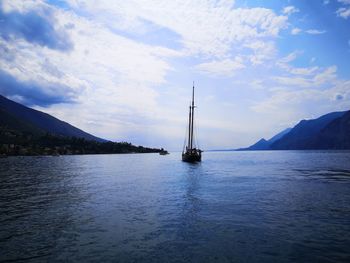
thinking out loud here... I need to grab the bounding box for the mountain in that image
[236,138,270,151]
[0,95,105,142]
[271,111,346,150]
[0,108,44,135]
[299,111,350,149]
[238,110,349,151]
[268,128,292,144]
[237,128,292,151]
[0,95,163,156]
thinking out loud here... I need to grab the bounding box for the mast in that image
[187,104,191,149]
[190,83,195,149]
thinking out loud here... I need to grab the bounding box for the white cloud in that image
[273,66,337,87]
[291,28,302,35]
[277,52,320,76]
[282,6,299,16]
[244,40,276,65]
[314,66,337,85]
[273,76,311,87]
[305,29,326,34]
[290,28,326,35]
[338,0,350,4]
[252,79,350,117]
[279,51,300,63]
[1,0,41,13]
[252,89,321,113]
[195,57,245,77]
[66,0,288,58]
[289,67,319,76]
[336,7,350,18]
[324,0,330,4]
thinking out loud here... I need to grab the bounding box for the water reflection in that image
[180,163,202,235]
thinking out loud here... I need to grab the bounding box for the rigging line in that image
[194,114,200,149]
[183,117,189,152]
[183,99,192,152]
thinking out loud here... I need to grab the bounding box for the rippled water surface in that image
[1,151,350,262]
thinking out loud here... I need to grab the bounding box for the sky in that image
[0,0,350,150]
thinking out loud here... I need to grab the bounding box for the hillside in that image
[0,95,104,142]
[0,95,163,156]
[238,111,349,151]
[237,128,292,151]
[304,111,350,149]
[271,111,346,150]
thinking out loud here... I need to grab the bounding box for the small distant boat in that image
[182,83,202,162]
[159,148,169,155]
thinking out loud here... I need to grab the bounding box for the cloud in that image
[338,0,350,4]
[0,69,77,106]
[195,57,245,77]
[291,28,302,35]
[252,89,321,113]
[244,40,276,65]
[324,0,330,4]
[282,6,299,16]
[0,42,15,62]
[288,67,319,75]
[273,76,311,87]
[336,7,350,18]
[0,3,73,51]
[290,28,326,35]
[252,79,350,117]
[66,1,288,58]
[277,52,320,76]
[334,94,344,100]
[279,51,300,63]
[305,29,326,34]
[273,66,337,87]
[314,65,337,84]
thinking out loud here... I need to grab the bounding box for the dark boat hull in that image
[182,151,201,162]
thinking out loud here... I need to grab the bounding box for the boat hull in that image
[182,151,201,162]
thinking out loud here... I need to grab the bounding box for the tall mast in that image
[187,104,191,149]
[190,83,195,149]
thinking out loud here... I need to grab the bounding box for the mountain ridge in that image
[0,94,163,156]
[271,111,346,150]
[0,95,105,142]
[238,111,349,151]
[236,127,292,151]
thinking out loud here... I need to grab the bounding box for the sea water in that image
[1,151,350,262]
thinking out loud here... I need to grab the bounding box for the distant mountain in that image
[271,111,346,150]
[296,111,350,149]
[0,95,105,142]
[268,128,292,144]
[237,128,292,151]
[238,110,349,151]
[236,138,270,151]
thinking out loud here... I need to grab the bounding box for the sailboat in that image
[182,83,202,162]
